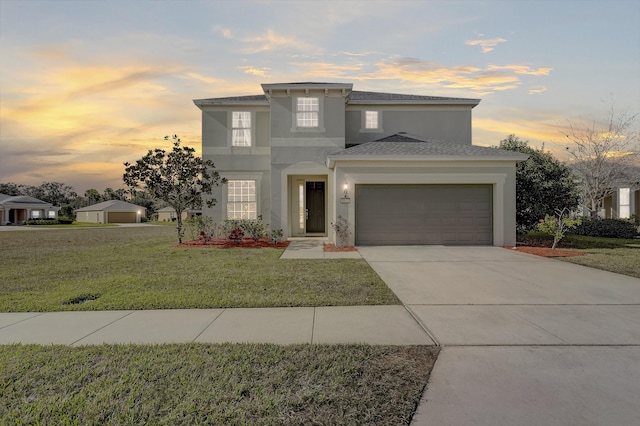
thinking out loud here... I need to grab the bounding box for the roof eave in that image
[327,154,528,168]
[192,99,269,109]
[347,98,481,107]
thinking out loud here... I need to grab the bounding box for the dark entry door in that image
[306,181,325,233]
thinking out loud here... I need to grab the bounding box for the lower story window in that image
[227,180,257,219]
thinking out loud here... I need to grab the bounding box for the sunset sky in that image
[1,0,638,194]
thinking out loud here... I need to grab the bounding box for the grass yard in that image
[0,343,438,425]
[559,235,640,279]
[0,226,398,312]
[24,222,118,228]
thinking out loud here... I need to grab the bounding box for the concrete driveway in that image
[359,246,640,426]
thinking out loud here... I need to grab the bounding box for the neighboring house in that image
[193,82,528,246]
[75,200,146,224]
[157,207,202,221]
[602,187,640,219]
[0,193,60,225]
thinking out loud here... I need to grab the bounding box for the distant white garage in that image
[356,184,493,246]
[75,200,145,224]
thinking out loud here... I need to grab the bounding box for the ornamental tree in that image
[499,135,581,230]
[537,208,582,249]
[563,107,639,217]
[123,135,225,243]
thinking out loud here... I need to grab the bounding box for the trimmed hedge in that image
[572,218,638,239]
[24,219,59,226]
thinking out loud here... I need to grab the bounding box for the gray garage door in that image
[107,212,137,223]
[355,184,493,246]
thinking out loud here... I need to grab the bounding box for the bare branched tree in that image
[563,106,639,217]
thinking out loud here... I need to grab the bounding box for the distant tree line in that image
[0,182,160,218]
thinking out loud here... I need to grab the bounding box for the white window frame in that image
[292,97,325,132]
[619,187,631,218]
[226,179,258,220]
[229,111,254,147]
[360,110,383,133]
[31,210,41,219]
[48,210,56,218]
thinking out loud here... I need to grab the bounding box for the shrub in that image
[184,216,219,243]
[571,218,638,239]
[223,215,267,241]
[331,215,351,247]
[24,219,59,226]
[227,227,245,244]
[270,229,283,244]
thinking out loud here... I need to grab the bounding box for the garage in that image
[355,184,493,246]
[75,200,145,224]
[107,212,137,223]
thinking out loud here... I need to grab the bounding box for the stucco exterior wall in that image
[266,89,347,232]
[345,108,473,145]
[76,211,106,223]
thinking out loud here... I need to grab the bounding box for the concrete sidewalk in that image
[279,238,361,259]
[0,306,433,346]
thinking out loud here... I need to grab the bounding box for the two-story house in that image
[194,82,527,246]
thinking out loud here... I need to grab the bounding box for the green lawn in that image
[0,343,438,425]
[0,226,398,312]
[25,222,118,228]
[560,235,640,279]
[522,233,640,278]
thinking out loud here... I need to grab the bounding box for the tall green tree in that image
[123,135,225,243]
[499,135,581,230]
[0,182,77,216]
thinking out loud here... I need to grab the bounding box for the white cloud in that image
[238,66,270,77]
[465,38,508,53]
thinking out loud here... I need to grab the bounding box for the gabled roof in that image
[327,135,528,167]
[76,200,146,212]
[0,194,53,207]
[371,132,430,143]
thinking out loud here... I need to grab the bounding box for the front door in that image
[290,176,327,236]
[306,181,325,233]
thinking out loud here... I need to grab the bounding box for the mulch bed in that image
[177,238,290,249]
[324,244,358,252]
[505,246,585,257]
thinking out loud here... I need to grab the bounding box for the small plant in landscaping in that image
[331,215,351,247]
[241,215,268,241]
[227,227,245,244]
[537,208,581,249]
[185,216,220,243]
[223,215,268,241]
[270,228,284,244]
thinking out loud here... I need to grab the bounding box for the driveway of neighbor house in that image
[358,246,640,426]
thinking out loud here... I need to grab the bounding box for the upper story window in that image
[365,111,379,129]
[296,97,319,128]
[232,111,251,146]
[360,110,383,133]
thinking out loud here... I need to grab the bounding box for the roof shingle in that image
[330,140,528,158]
